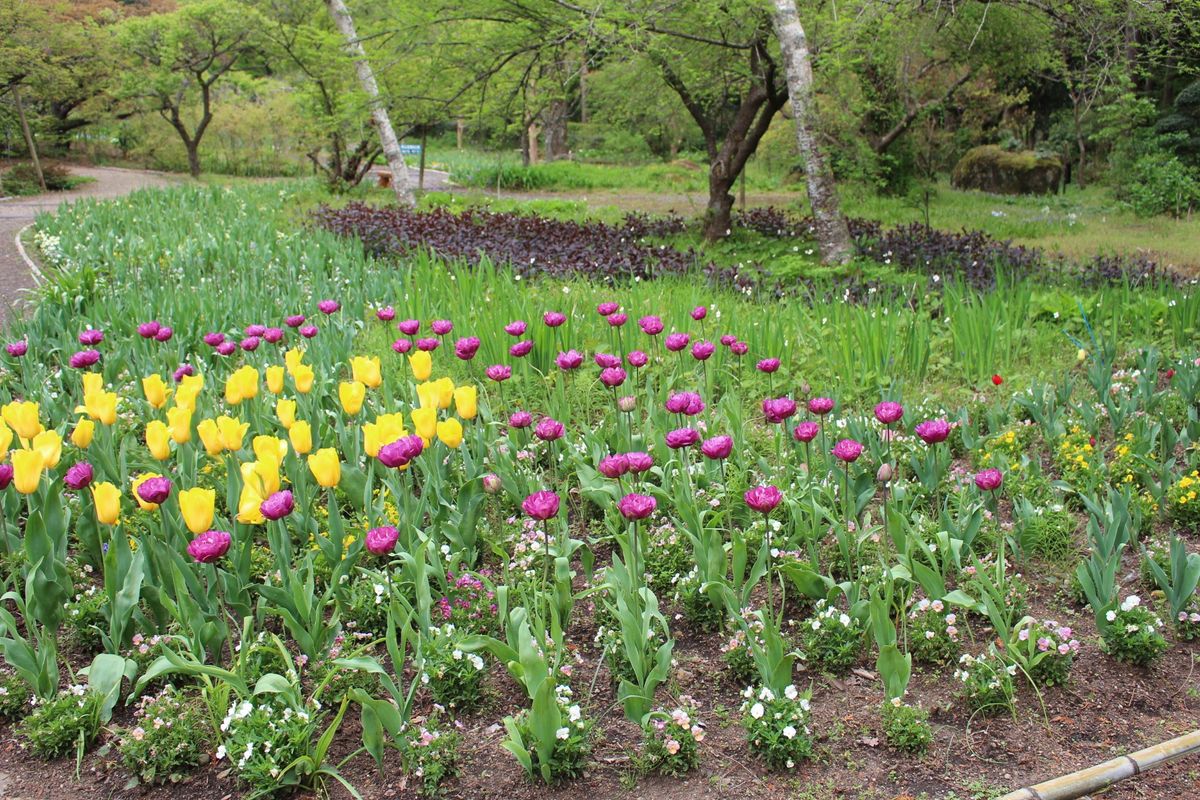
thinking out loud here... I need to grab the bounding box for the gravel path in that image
[0,165,182,325]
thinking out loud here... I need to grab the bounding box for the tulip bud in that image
[877,463,894,484]
[482,473,502,494]
[617,395,636,413]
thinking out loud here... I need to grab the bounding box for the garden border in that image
[997,729,1200,800]
[14,222,43,285]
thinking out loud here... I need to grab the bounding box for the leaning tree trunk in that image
[769,0,853,264]
[703,167,736,241]
[325,0,414,206]
[12,86,46,192]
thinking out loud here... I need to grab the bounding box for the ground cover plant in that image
[0,180,1197,799]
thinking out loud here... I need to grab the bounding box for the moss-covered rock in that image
[951,145,1063,195]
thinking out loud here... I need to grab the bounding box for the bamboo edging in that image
[998,729,1200,800]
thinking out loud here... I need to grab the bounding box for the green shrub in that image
[118,688,210,784]
[880,699,933,753]
[18,688,104,759]
[1,163,90,196]
[1121,150,1200,217]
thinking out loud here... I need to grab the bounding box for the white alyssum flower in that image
[750,702,765,719]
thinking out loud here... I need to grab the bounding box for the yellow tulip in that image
[197,418,223,456]
[82,372,104,397]
[31,430,62,469]
[175,373,204,411]
[85,391,117,425]
[91,481,121,525]
[412,406,437,443]
[3,401,42,440]
[285,347,305,376]
[416,381,439,410]
[453,386,477,420]
[253,435,289,463]
[142,374,170,409]
[178,487,216,534]
[288,421,313,455]
[242,456,281,497]
[308,447,341,488]
[0,421,12,456]
[216,415,249,452]
[339,381,366,416]
[237,483,265,524]
[433,377,455,410]
[146,420,171,460]
[363,412,407,457]
[12,449,44,494]
[131,473,163,511]
[408,350,432,381]
[292,364,314,394]
[276,398,297,430]
[351,356,383,389]
[70,418,94,449]
[437,418,464,449]
[167,405,192,444]
[266,365,285,395]
[224,366,259,405]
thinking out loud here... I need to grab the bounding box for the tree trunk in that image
[325,0,414,206]
[769,0,853,264]
[544,98,569,160]
[186,141,201,178]
[12,86,46,192]
[703,171,736,241]
[1071,97,1086,188]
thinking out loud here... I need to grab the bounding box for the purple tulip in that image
[701,435,733,460]
[974,468,1003,492]
[915,419,951,444]
[509,411,533,429]
[398,319,420,335]
[744,485,783,514]
[377,306,396,322]
[317,299,340,314]
[137,321,161,339]
[692,340,715,361]
[264,327,284,344]
[598,454,630,478]
[597,302,619,316]
[260,490,295,520]
[874,402,904,425]
[137,476,172,505]
[730,341,748,356]
[187,530,232,563]
[379,435,424,468]
[832,439,863,463]
[599,367,626,388]
[245,324,267,337]
[664,332,690,352]
[0,464,12,490]
[522,490,560,520]
[392,338,413,354]
[216,341,237,356]
[756,358,780,374]
[365,525,400,555]
[509,340,534,358]
[665,392,705,416]
[5,341,27,357]
[299,325,318,339]
[691,306,707,321]
[556,350,584,370]
[69,350,101,369]
[78,330,104,346]
[65,462,94,490]
[285,315,306,328]
[504,320,527,337]
[203,332,226,347]
[808,397,835,416]
[485,365,511,382]
[626,452,653,473]
[617,493,656,520]
[762,397,798,424]
[417,337,440,352]
[455,337,481,360]
[482,473,502,494]
[543,311,566,327]
[154,327,173,342]
[665,427,699,449]
[627,350,648,368]
[431,320,453,335]
[240,336,261,352]
[173,364,195,382]
[638,316,664,335]
[534,418,564,441]
[720,334,736,346]
[793,422,819,442]
[607,313,627,327]
[594,353,621,369]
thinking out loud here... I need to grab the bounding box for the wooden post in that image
[418,128,427,190]
[12,86,46,192]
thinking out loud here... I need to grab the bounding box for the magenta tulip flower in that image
[203,332,226,347]
[69,350,101,368]
[600,367,627,388]
[974,468,1003,492]
[299,325,318,339]
[398,319,420,335]
[556,350,583,370]
[793,421,819,442]
[260,490,295,520]
[543,311,566,327]
[720,334,736,346]
[0,464,12,490]
[485,365,512,382]
[832,439,863,463]
[245,324,267,337]
[173,364,195,382]
[594,353,621,369]
[692,340,715,360]
[154,327,173,342]
[914,419,951,444]
[808,397,834,416]
[730,341,748,356]
[638,315,664,335]
[596,302,619,316]
[691,306,707,321]
[65,462,94,490]
[535,418,564,441]
[666,392,705,416]
[627,350,648,368]
[376,306,396,322]
[365,525,400,555]
[744,485,782,514]
[317,300,340,314]
[626,452,653,472]
[665,427,699,449]
[607,313,627,328]
[756,358,780,374]
[762,397,798,424]
[701,435,733,460]
[431,320,453,335]
[392,338,412,354]
[188,530,232,563]
[216,341,237,356]
[509,411,533,429]
[78,329,104,346]
[618,493,657,520]
[137,476,172,505]
[137,321,161,339]
[509,340,533,358]
[522,490,560,520]
[417,337,440,351]
[455,337,481,360]
[240,336,261,352]
[665,332,690,352]
[379,435,424,468]
[874,402,904,425]
[285,315,306,328]
[504,320,527,337]
[598,454,630,478]
[264,328,284,344]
